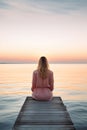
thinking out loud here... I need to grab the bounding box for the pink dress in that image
[31,70,54,101]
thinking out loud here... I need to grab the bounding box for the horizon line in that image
[0,61,87,64]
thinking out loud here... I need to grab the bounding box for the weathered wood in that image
[13,97,76,130]
[13,125,75,130]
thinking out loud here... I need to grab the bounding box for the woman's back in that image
[33,69,53,89]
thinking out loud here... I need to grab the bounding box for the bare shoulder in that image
[48,70,53,74]
[33,70,38,74]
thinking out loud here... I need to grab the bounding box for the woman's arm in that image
[49,72,54,91]
[31,71,36,91]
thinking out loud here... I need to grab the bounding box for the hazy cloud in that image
[0,0,10,9]
[0,0,87,15]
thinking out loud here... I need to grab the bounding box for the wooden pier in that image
[13,97,76,130]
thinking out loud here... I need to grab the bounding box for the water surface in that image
[0,64,87,130]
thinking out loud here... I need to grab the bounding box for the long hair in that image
[37,56,49,79]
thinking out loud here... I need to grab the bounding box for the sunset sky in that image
[0,0,87,63]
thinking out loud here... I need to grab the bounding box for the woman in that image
[31,56,54,101]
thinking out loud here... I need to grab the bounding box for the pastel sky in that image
[0,0,87,63]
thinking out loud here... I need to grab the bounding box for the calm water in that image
[0,64,87,130]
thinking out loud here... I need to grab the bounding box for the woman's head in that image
[37,56,49,79]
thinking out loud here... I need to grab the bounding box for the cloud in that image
[22,0,87,14]
[0,0,87,15]
[0,0,10,9]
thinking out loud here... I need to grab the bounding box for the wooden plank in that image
[20,97,66,111]
[13,96,76,130]
[14,125,75,130]
[21,110,67,113]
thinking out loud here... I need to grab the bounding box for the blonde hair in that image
[37,56,49,79]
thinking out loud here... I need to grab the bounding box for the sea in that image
[0,64,87,130]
